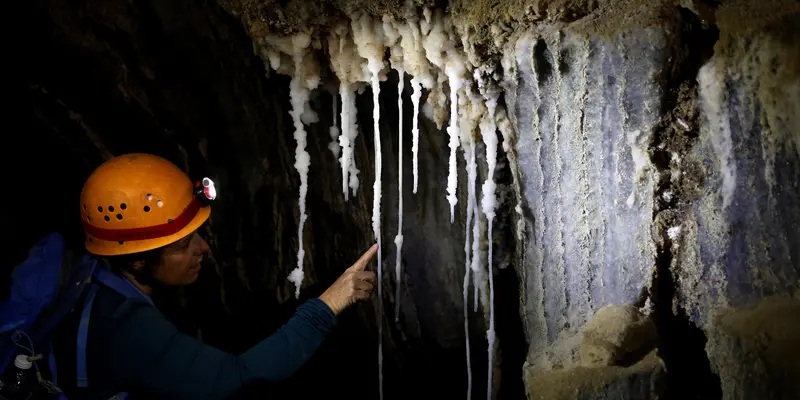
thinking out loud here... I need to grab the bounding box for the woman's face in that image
[153,230,210,285]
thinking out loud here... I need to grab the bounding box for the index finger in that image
[349,243,379,271]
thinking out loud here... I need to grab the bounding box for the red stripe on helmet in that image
[82,197,203,242]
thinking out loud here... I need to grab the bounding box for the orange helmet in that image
[79,153,214,256]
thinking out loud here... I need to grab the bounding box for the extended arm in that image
[107,298,336,400]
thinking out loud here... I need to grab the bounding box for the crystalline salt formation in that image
[352,13,387,400]
[328,24,365,200]
[261,32,320,299]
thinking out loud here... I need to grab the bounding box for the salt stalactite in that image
[459,85,486,313]
[461,116,476,400]
[383,16,406,323]
[352,14,387,400]
[396,17,433,194]
[445,68,465,223]
[458,81,487,400]
[328,24,365,200]
[477,75,500,400]
[463,264,473,400]
[421,9,463,221]
[410,76,423,193]
[472,201,482,312]
[342,86,361,197]
[471,162,482,314]
[329,92,341,160]
[261,32,320,299]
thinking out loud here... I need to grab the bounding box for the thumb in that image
[349,243,379,272]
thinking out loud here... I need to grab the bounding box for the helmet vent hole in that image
[97,206,103,213]
[86,216,91,222]
[144,205,151,212]
[120,203,127,210]
[168,219,173,224]
[157,200,164,207]
[146,194,153,201]
[118,241,124,245]
[104,215,110,222]
[83,204,87,210]
[116,214,123,220]
[108,205,115,212]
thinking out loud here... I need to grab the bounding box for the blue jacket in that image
[52,277,338,399]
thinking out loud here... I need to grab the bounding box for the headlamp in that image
[194,177,217,206]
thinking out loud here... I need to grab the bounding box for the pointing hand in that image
[318,243,378,315]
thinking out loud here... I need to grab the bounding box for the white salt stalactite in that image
[279,32,319,299]
[393,70,404,322]
[328,26,364,201]
[471,149,482,314]
[369,53,386,400]
[479,84,499,400]
[347,88,362,197]
[485,214,496,400]
[460,81,487,399]
[340,85,361,199]
[396,18,432,195]
[463,264,473,400]
[421,9,462,220]
[445,70,464,223]
[383,16,406,323]
[462,141,477,400]
[461,85,486,313]
[410,76,422,193]
[352,14,386,400]
[339,83,353,198]
[329,92,341,160]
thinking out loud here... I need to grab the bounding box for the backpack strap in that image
[74,266,152,396]
[76,284,101,388]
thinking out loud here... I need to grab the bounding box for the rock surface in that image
[705,296,800,400]
[523,351,666,400]
[503,21,669,369]
[672,2,800,399]
[579,305,656,368]
[7,0,800,399]
[676,0,800,328]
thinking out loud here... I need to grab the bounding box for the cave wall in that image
[677,3,800,325]
[676,4,800,398]
[7,0,800,399]
[502,2,800,399]
[505,25,667,368]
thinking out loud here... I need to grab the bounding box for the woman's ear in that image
[129,260,146,272]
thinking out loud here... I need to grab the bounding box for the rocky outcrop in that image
[673,2,800,398]
[524,351,666,400]
[523,305,663,400]
[705,297,800,400]
[579,305,657,368]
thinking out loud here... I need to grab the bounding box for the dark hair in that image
[103,246,164,287]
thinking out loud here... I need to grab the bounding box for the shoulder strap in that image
[76,284,100,389]
[75,266,151,396]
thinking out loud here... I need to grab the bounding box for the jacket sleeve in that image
[106,298,337,400]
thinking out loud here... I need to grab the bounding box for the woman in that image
[52,153,377,399]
